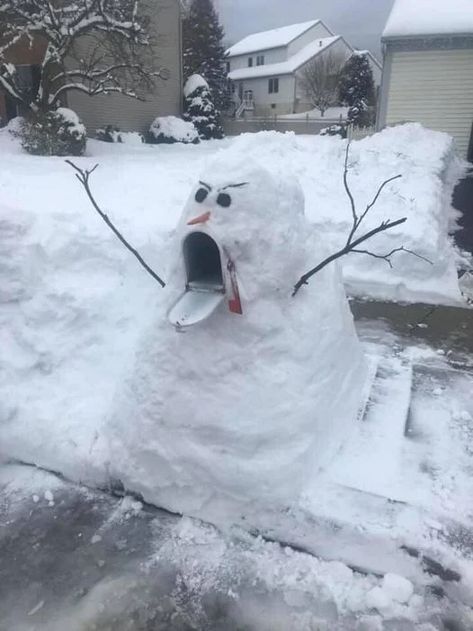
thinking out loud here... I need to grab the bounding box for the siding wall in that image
[383,48,473,158]
[66,0,181,134]
[238,75,296,116]
[228,47,287,72]
[287,22,333,57]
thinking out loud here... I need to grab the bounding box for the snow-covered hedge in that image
[147,116,199,145]
[14,108,87,156]
[96,125,144,145]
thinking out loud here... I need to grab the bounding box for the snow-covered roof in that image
[383,0,473,39]
[228,36,342,81]
[226,20,321,57]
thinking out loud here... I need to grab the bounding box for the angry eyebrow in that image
[220,182,249,191]
[199,181,212,191]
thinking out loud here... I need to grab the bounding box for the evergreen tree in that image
[339,53,375,107]
[338,52,376,128]
[182,0,230,112]
[184,74,224,140]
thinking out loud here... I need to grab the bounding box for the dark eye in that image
[217,193,231,208]
[195,188,208,203]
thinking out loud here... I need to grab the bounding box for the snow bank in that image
[108,157,368,516]
[383,0,473,38]
[221,124,464,304]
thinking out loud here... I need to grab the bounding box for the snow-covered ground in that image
[1,123,473,628]
[278,106,349,121]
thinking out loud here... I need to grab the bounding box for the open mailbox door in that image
[168,232,226,327]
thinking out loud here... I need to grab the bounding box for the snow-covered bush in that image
[15,108,86,156]
[320,124,347,138]
[147,115,199,144]
[96,125,144,145]
[96,124,121,143]
[183,74,224,140]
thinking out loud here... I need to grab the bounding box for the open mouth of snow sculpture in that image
[168,231,226,327]
[184,232,224,292]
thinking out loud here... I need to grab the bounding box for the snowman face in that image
[187,180,249,227]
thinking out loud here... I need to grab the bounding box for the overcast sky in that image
[217,0,395,59]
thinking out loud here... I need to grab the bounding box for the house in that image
[225,20,382,118]
[0,0,181,134]
[377,0,473,161]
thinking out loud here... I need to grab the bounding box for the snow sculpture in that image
[109,156,368,518]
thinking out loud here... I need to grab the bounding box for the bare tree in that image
[0,0,168,114]
[299,52,346,117]
[293,143,431,296]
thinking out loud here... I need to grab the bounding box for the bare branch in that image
[0,0,166,113]
[293,144,429,296]
[356,174,403,228]
[350,246,433,268]
[292,218,407,296]
[343,141,357,236]
[66,160,166,289]
[298,51,346,117]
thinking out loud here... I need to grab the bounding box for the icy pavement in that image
[1,313,473,630]
[1,465,472,631]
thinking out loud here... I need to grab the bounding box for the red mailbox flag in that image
[226,256,243,315]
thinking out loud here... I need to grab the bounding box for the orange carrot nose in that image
[187,211,211,225]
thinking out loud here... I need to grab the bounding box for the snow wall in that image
[0,123,464,500]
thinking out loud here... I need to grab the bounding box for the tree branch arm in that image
[66,161,166,288]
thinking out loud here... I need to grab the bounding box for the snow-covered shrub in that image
[96,124,121,143]
[96,125,144,145]
[320,124,347,138]
[147,116,199,145]
[183,74,224,140]
[6,116,25,135]
[15,108,86,156]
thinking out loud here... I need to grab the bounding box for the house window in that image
[248,57,253,67]
[256,55,265,66]
[268,78,279,94]
[226,61,230,73]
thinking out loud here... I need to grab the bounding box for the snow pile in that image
[108,157,368,517]
[383,0,473,38]
[118,131,144,145]
[0,122,465,491]
[149,115,199,144]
